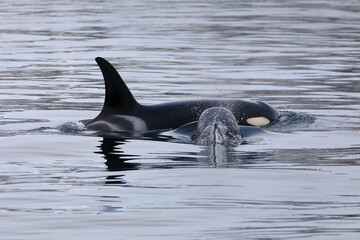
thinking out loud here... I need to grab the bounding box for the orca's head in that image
[193,107,241,146]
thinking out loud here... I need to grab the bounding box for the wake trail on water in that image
[264,111,316,132]
[0,112,315,140]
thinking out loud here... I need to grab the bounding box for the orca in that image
[86,57,280,132]
[193,107,241,146]
[166,107,269,146]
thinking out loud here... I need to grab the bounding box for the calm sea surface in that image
[1,0,360,239]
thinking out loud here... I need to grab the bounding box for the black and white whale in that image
[193,107,241,146]
[86,57,280,132]
[166,107,268,146]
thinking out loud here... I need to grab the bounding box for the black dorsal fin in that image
[95,57,139,112]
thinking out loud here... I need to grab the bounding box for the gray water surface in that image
[1,1,360,239]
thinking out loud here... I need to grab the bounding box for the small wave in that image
[265,111,316,132]
[57,121,86,133]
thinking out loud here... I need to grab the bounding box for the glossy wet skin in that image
[86,57,281,132]
[193,107,241,146]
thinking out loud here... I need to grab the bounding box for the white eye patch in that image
[246,117,270,126]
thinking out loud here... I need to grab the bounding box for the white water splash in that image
[57,121,86,133]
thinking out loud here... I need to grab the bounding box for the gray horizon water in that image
[1,0,360,239]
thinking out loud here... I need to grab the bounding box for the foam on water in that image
[57,121,86,133]
[265,111,316,132]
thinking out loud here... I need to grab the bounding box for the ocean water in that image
[1,0,360,239]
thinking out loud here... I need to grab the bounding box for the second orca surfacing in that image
[86,57,280,132]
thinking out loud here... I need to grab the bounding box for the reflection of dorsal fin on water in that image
[95,57,139,112]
